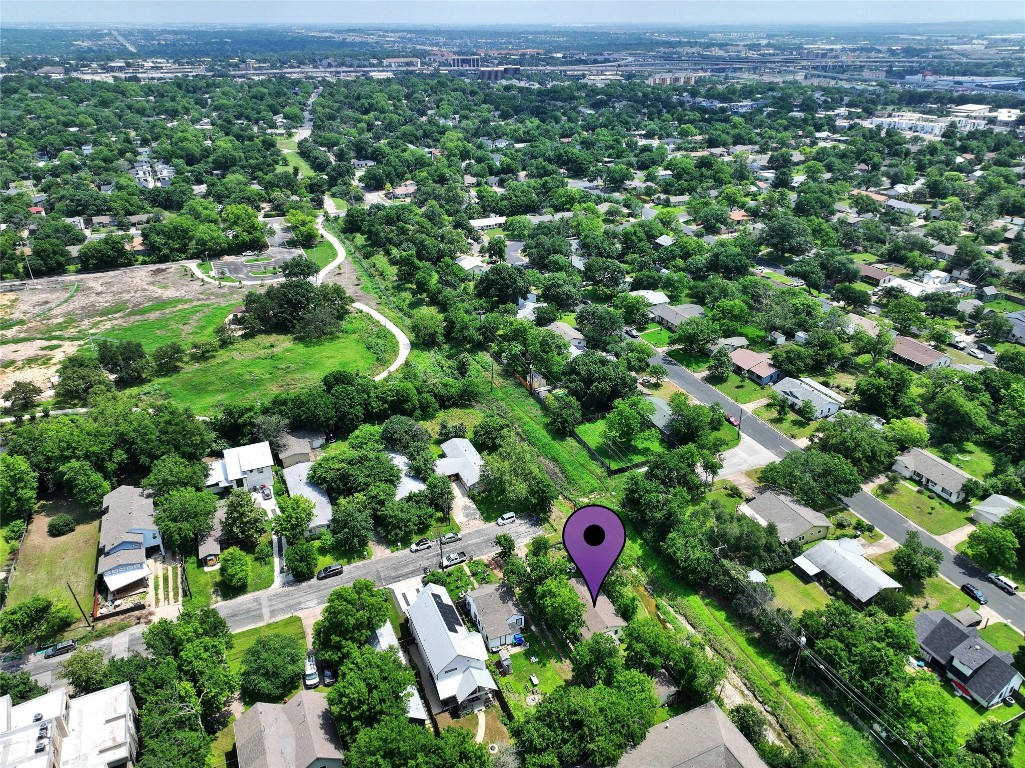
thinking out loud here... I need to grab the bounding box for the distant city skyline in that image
[4,1,1023,26]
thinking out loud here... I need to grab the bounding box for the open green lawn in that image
[767,569,832,616]
[302,239,337,270]
[5,499,100,631]
[128,318,390,414]
[941,681,1023,734]
[926,442,994,482]
[666,348,711,372]
[873,482,973,536]
[575,419,665,469]
[983,298,1024,313]
[980,623,1025,653]
[870,550,980,615]
[753,406,820,440]
[709,421,742,451]
[497,627,570,720]
[280,152,314,178]
[640,326,673,347]
[102,298,242,353]
[184,535,274,609]
[1013,721,1025,768]
[709,372,768,404]
[227,616,307,676]
[207,716,236,768]
[313,538,371,571]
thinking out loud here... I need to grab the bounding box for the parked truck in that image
[440,551,467,569]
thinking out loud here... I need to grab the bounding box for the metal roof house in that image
[97,486,163,596]
[206,441,275,492]
[893,448,972,504]
[434,438,484,491]
[793,538,901,608]
[368,621,429,725]
[973,494,1023,526]
[915,610,1024,709]
[233,691,344,768]
[465,583,526,652]
[282,462,333,535]
[772,377,845,418]
[617,701,768,767]
[406,583,497,715]
[740,491,831,545]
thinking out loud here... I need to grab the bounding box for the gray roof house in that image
[617,701,768,767]
[282,462,333,535]
[649,303,705,332]
[973,494,1023,526]
[435,438,484,490]
[646,395,674,439]
[893,448,972,504]
[572,579,627,641]
[407,583,497,715]
[368,621,429,724]
[97,486,164,596]
[277,430,326,469]
[740,492,831,545]
[772,377,845,419]
[793,538,901,608]
[465,583,526,651]
[915,610,1024,708]
[1008,310,1025,343]
[233,690,343,768]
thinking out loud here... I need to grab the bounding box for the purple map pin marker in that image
[563,504,626,607]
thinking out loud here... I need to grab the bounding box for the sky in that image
[3,0,1023,27]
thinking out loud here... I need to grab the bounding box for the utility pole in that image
[23,253,35,281]
[66,582,92,628]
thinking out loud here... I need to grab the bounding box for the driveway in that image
[717,433,779,478]
[451,483,484,532]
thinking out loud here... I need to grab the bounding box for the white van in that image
[988,573,1019,595]
[304,652,320,688]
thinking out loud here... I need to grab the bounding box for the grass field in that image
[983,298,1024,314]
[183,536,274,609]
[942,681,1023,735]
[302,239,337,270]
[280,152,314,178]
[227,616,307,675]
[870,550,980,615]
[103,298,242,353]
[980,622,1025,653]
[640,326,673,347]
[665,348,711,371]
[873,482,973,536]
[710,372,768,404]
[753,406,820,440]
[497,627,570,720]
[575,419,665,469]
[207,715,236,768]
[767,570,832,616]
[127,320,387,414]
[5,499,100,631]
[926,442,994,482]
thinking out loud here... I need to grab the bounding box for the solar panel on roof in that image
[433,592,463,633]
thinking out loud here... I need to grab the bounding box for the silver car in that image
[496,512,516,526]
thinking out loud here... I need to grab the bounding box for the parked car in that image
[951,340,968,351]
[496,512,517,526]
[789,279,805,287]
[410,537,432,553]
[260,485,273,500]
[440,532,462,544]
[968,348,986,359]
[988,572,1019,595]
[441,551,468,569]
[322,666,337,686]
[977,343,996,354]
[625,328,639,338]
[44,639,77,659]
[316,564,343,580]
[724,413,740,427]
[304,653,320,689]
[961,582,988,604]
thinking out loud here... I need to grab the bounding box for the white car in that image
[968,348,986,359]
[410,537,432,553]
[496,513,517,526]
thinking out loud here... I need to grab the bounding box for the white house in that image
[407,583,498,715]
[772,377,845,419]
[629,289,670,306]
[206,441,275,492]
[455,254,489,275]
[893,448,972,504]
[465,583,526,651]
[97,486,164,596]
[546,321,587,356]
[435,438,484,491]
[571,579,626,641]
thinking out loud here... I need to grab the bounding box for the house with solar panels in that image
[406,583,498,715]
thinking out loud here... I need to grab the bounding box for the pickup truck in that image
[440,552,468,569]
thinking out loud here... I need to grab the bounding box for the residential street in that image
[656,354,1025,632]
[3,517,542,686]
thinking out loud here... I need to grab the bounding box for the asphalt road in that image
[3,518,542,684]
[655,354,1025,631]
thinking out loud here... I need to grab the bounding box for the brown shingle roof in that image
[892,336,946,367]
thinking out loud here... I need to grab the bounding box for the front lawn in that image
[183,536,274,608]
[869,550,980,615]
[873,482,973,536]
[575,419,665,469]
[207,716,236,768]
[753,405,819,439]
[767,569,832,616]
[640,326,673,347]
[979,623,1025,654]
[227,616,307,675]
[5,498,101,632]
[709,372,768,404]
[666,348,711,372]
[925,443,994,482]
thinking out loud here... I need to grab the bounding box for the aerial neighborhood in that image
[3,12,1025,768]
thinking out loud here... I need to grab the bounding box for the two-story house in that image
[407,583,498,715]
[97,486,163,597]
[206,441,275,492]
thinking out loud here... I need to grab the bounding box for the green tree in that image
[57,460,110,509]
[760,451,862,509]
[57,648,107,694]
[571,633,624,686]
[313,580,389,666]
[327,647,415,744]
[3,381,43,412]
[892,530,943,581]
[97,339,149,386]
[240,632,305,704]
[884,418,930,451]
[854,363,920,420]
[142,454,209,499]
[47,513,76,537]
[708,345,732,380]
[0,597,76,653]
[534,578,585,638]
[603,396,655,451]
[671,316,720,354]
[898,678,963,760]
[729,704,768,745]
[272,494,315,544]
[761,215,814,259]
[222,487,266,549]
[0,454,38,520]
[478,439,557,519]
[546,394,583,435]
[576,304,625,351]
[284,540,317,581]
[329,498,374,554]
[816,412,899,477]
[0,670,47,705]
[346,717,489,768]
[964,525,1018,572]
[622,616,674,675]
[151,342,186,375]
[154,488,216,551]
[219,546,250,589]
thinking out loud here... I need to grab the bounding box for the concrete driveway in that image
[718,433,780,478]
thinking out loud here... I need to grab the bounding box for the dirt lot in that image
[0,265,241,394]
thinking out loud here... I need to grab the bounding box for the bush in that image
[254,540,273,563]
[284,541,318,581]
[834,515,851,530]
[3,521,26,543]
[47,514,76,538]
[220,547,250,589]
